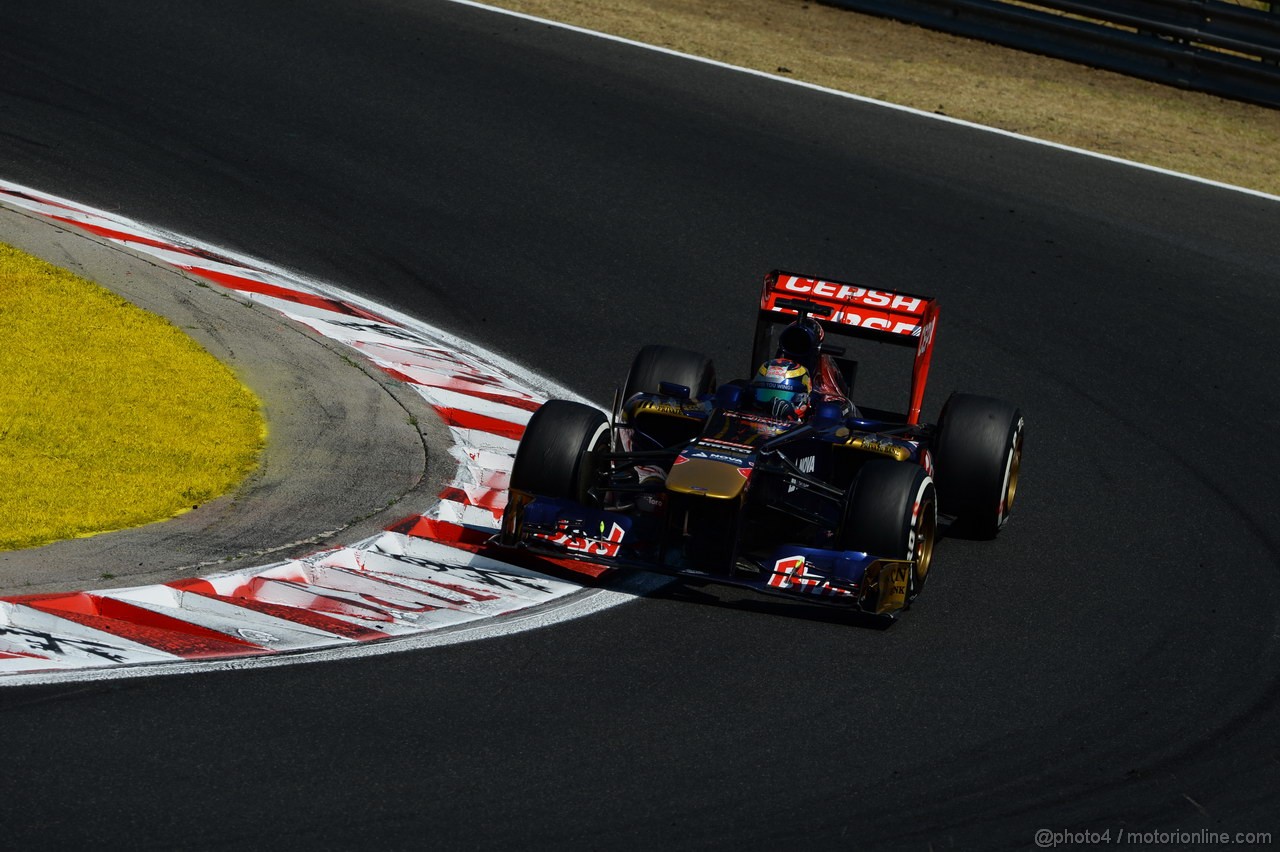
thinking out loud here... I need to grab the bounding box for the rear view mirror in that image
[659,381,691,400]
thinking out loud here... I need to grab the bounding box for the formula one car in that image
[499,270,1023,619]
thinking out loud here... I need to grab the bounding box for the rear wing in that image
[756,270,939,424]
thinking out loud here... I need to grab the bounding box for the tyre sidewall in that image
[509,400,608,504]
[934,393,1023,538]
[840,460,933,560]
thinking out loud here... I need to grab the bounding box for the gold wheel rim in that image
[1005,429,1024,515]
[914,494,937,587]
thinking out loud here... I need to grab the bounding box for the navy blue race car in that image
[499,270,1023,620]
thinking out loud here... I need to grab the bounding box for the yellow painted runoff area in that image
[0,243,264,550]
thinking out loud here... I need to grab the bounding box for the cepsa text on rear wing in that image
[759,270,939,424]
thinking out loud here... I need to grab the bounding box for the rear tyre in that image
[622,345,716,402]
[933,393,1024,539]
[509,400,608,505]
[839,460,937,608]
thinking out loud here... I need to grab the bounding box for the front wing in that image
[500,494,913,616]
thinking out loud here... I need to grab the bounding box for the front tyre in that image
[933,393,1024,539]
[509,400,609,505]
[839,460,938,608]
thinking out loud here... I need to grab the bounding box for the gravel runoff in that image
[0,203,452,596]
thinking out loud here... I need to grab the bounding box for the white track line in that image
[3,577,663,686]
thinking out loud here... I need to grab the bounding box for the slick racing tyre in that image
[621,344,716,402]
[509,400,609,506]
[840,460,938,607]
[933,392,1024,539]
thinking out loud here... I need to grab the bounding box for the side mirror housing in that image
[659,381,691,400]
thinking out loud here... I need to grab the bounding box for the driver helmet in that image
[751,358,811,419]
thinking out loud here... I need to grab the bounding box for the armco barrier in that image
[822,0,1280,108]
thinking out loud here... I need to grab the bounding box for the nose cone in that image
[666,457,750,500]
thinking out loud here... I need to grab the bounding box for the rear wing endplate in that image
[758,270,939,424]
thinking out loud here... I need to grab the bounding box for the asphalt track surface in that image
[2,1,1278,848]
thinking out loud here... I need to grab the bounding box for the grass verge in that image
[0,243,265,550]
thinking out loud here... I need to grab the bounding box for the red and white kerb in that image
[0,179,590,677]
